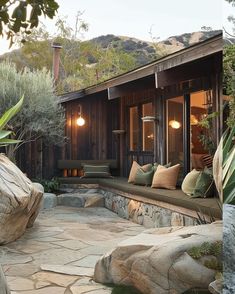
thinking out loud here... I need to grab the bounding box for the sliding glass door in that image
[166,90,213,178]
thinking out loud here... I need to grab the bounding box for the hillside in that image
[1,30,221,66]
[90,30,221,63]
[0,30,221,92]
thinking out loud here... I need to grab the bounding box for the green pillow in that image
[82,165,111,178]
[182,169,201,196]
[192,168,214,198]
[134,167,154,186]
[153,162,171,172]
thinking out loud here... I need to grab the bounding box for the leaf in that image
[224,184,235,204]
[0,138,22,144]
[0,95,24,130]
[0,130,12,139]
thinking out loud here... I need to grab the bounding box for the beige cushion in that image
[181,169,201,196]
[128,161,152,183]
[151,164,180,190]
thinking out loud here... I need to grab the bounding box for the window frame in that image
[128,100,154,154]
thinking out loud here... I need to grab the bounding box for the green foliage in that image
[109,285,142,294]
[188,241,222,259]
[196,211,216,225]
[223,45,235,128]
[223,43,235,205]
[187,241,222,268]
[197,112,218,155]
[226,0,235,5]
[0,0,59,47]
[34,177,59,193]
[0,61,65,159]
[223,126,235,204]
[204,259,222,271]
[0,14,163,94]
[0,96,24,146]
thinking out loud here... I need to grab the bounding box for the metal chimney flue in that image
[52,42,62,84]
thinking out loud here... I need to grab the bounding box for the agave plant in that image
[223,125,235,204]
[0,96,24,147]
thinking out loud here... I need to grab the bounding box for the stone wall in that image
[60,184,198,227]
[102,190,197,227]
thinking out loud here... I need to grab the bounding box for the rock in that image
[223,204,235,294]
[40,264,94,276]
[84,194,104,207]
[209,279,222,294]
[42,193,57,209]
[57,193,85,207]
[0,154,43,244]
[94,222,222,294]
[32,271,78,287]
[7,277,34,291]
[0,266,10,294]
[57,193,104,208]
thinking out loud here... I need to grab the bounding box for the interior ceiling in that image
[170,91,209,108]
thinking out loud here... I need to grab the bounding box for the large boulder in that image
[0,154,43,244]
[223,204,235,294]
[94,222,222,294]
[0,265,10,294]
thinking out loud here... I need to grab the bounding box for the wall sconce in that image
[76,104,85,126]
[169,120,181,129]
[141,116,157,122]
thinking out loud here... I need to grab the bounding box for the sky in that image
[0,0,233,54]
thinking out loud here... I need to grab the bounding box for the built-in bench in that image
[57,159,221,224]
[58,176,221,220]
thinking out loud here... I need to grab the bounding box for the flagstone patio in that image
[0,206,145,294]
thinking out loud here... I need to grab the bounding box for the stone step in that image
[42,192,104,209]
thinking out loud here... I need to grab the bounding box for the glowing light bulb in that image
[169,120,181,129]
[77,116,85,126]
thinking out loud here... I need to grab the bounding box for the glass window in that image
[142,103,154,151]
[129,106,139,151]
[190,90,213,170]
[167,96,184,167]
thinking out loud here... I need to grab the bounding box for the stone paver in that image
[0,206,145,293]
[71,255,102,268]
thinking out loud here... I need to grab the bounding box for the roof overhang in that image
[59,33,222,103]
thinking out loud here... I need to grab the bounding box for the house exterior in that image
[58,33,222,178]
[18,33,223,179]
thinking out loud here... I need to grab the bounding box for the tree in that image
[0,0,59,47]
[226,0,235,4]
[0,60,65,160]
[3,14,139,94]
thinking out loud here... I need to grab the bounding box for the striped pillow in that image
[202,154,213,168]
[82,165,111,178]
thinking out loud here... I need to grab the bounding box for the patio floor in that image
[0,206,145,294]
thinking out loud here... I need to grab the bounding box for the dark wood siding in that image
[16,50,222,180]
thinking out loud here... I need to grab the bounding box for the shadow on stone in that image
[110,285,142,294]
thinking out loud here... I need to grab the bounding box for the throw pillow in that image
[134,167,154,186]
[151,164,180,190]
[128,161,152,183]
[181,169,201,196]
[153,162,171,172]
[192,168,214,198]
[82,164,111,178]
